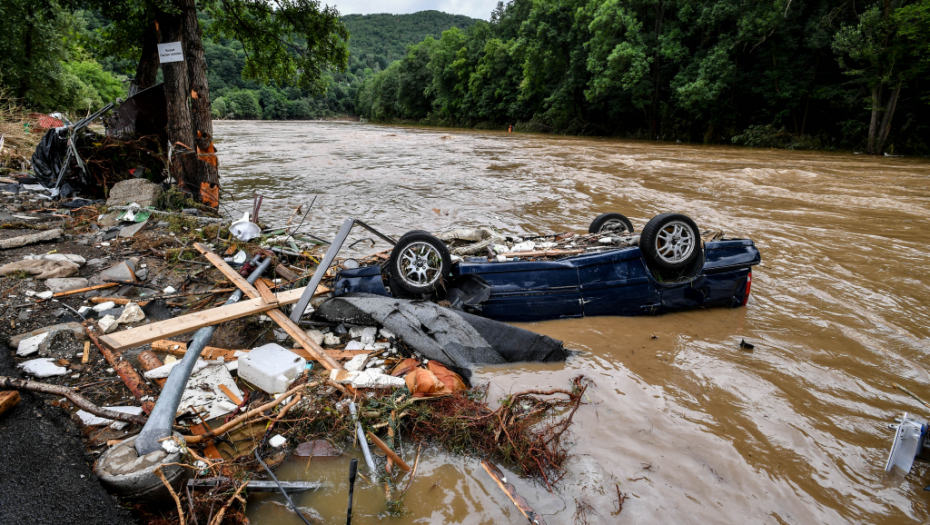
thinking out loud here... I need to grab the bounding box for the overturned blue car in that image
[331,212,761,323]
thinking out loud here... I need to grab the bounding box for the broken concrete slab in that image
[9,322,85,348]
[89,261,137,286]
[106,179,163,208]
[18,358,67,378]
[16,332,49,357]
[45,277,89,294]
[118,220,148,238]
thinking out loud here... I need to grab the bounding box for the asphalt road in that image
[0,344,136,525]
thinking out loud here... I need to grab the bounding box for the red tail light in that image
[741,271,752,306]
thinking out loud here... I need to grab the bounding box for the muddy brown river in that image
[215,121,930,524]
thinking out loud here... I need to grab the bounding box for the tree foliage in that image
[355,0,930,153]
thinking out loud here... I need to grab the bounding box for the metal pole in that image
[134,257,273,455]
[289,217,355,323]
[348,401,376,477]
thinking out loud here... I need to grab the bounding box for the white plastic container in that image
[238,343,307,394]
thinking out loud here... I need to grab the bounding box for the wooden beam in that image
[254,280,279,307]
[53,282,118,297]
[192,242,342,371]
[149,339,369,362]
[0,391,21,417]
[98,286,306,351]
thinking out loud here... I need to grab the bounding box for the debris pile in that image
[0,183,587,524]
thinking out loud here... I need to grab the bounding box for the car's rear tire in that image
[387,230,452,295]
[640,213,701,272]
[589,213,634,235]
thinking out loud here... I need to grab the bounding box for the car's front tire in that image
[640,213,701,272]
[589,212,634,235]
[387,230,452,295]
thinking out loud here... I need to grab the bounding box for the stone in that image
[135,268,148,281]
[45,277,89,294]
[99,315,118,334]
[86,258,107,266]
[96,212,122,228]
[8,322,85,348]
[90,261,136,286]
[323,333,341,346]
[106,178,163,208]
[349,326,377,344]
[97,308,123,318]
[116,302,145,324]
[304,329,325,345]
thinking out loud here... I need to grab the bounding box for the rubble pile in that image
[0,178,585,524]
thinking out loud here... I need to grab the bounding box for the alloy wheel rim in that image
[599,219,630,234]
[398,242,442,286]
[654,221,695,263]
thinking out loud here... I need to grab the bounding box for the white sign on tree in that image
[157,42,184,63]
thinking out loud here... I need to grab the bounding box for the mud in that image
[215,121,930,524]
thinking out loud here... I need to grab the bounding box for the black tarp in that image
[315,294,567,378]
[30,127,68,188]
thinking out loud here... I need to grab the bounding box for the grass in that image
[0,90,42,172]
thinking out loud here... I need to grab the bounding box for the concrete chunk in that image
[106,179,163,208]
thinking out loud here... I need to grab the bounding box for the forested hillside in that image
[355,0,930,154]
[207,11,477,120]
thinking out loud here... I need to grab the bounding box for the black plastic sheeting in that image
[315,294,567,378]
[31,128,67,188]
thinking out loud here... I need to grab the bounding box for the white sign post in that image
[157,42,184,64]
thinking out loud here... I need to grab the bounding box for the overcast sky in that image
[325,0,498,20]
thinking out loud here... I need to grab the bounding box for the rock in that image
[18,358,67,378]
[86,258,107,266]
[106,178,163,208]
[99,315,118,334]
[323,333,341,346]
[304,329,324,345]
[45,277,89,294]
[117,302,145,324]
[333,324,348,336]
[163,286,176,294]
[90,261,137,286]
[97,308,123,318]
[16,332,49,357]
[135,268,148,280]
[92,301,116,312]
[77,306,92,315]
[96,212,122,228]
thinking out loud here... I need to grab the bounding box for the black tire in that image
[589,213,635,234]
[387,230,453,295]
[640,213,702,272]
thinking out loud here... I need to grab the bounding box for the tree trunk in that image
[867,84,881,155]
[156,9,197,198]
[876,80,902,154]
[132,21,161,94]
[181,0,219,207]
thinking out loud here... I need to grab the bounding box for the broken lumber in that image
[254,280,279,306]
[86,326,156,413]
[87,288,237,306]
[149,340,369,362]
[0,376,147,425]
[0,391,20,417]
[52,282,118,297]
[481,460,548,525]
[366,431,412,472]
[0,228,61,249]
[192,242,342,371]
[97,286,306,351]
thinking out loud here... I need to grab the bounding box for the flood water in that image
[215,120,930,524]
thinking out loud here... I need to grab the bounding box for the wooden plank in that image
[193,242,342,372]
[98,286,307,351]
[82,341,90,364]
[218,384,242,405]
[254,280,279,307]
[0,391,21,417]
[53,282,118,297]
[150,339,368,362]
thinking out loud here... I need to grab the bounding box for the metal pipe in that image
[289,217,355,323]
[134,257,273,455]
[348,401,376,477]
[346,458,358,525]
